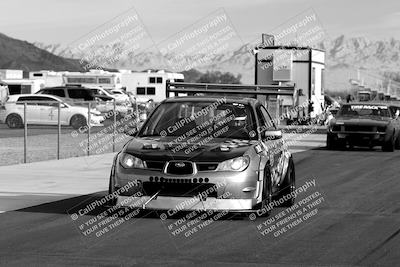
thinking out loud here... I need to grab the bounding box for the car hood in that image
[333,116,390,126]
[124,136,257,162]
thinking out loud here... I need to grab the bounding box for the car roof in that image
[40,86,91,90]
[342,102,390,106]
[8,94,61,101]
[162,96,259,105]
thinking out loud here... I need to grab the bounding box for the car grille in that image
[166,161,194,175]
[143,160,219,173]
[344,125,375,132]
[142,181,217,197]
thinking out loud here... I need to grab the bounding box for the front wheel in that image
[395,133,400,149]
[6,114,23,128]
[70,114,87,130]
[382,134,395,152]
[249,165,273,220]
[278,158,296,207]
[326,133,336,150]
[106,166,118,207]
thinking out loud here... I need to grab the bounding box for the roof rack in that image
[166,81,295,97]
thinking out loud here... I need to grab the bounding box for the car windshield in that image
[339,104,391,118]
[139,101,258,140]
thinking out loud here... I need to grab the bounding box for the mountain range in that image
[33,35,400,91]
[1,31,399,92]
[0,33,85,74]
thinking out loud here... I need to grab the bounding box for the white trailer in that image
[29,71,65,87]
[120,70,184,103]
[2,79,44,95]
[63,70,123,90]
[1,69,44,96]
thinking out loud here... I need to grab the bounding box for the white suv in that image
[86,86,130,105]
[0,94,104,129]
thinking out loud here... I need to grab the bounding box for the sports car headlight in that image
[120,153,146,169]
[216,155,250,172]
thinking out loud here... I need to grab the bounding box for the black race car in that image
[327,103,400,151]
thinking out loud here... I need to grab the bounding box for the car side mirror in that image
[124,120,144,137]
[139,113,147,121]
[124,127,138,136]
[263,130,282,140]
[395,110,400,119]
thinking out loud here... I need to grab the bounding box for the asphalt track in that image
[0,147,399,266]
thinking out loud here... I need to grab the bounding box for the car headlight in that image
[120,153,146,169]
[216,155,250,172]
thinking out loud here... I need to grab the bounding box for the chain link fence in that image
[0,99,155,166]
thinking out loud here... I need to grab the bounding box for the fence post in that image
[135,99,139,126]
[87,102,91,156]
[113,99,116,152]
[23,102,27,163]
[57,102,61,160]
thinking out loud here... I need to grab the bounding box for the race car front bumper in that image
[330,131,386,144]
[110,157,264,212]
[116,195,255,212]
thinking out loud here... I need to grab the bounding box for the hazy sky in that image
[1,0,399,45]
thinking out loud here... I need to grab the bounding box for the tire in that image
[277,158,296,207]
[249,164,273,219]
[70,114,87,129]
[6,114,23,129]
[336,139,347,150]
[261,165,273,216]
[326,133,336,150]
[107,166,118,207]
[348,142,354,150]
[395,133,400,150]
[382,133,395,152]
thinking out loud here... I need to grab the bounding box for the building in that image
[120,70,184,103]
[254,35,325,119]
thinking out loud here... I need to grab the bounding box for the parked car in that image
[0,94,104,129]
[327,102,400,151]
[36,86,133,117]
[36,86,107,102]
[0,82,9,106]
[81,86,133,117]
[86,86,130,105]
[107,96,296,216]
[108,89,131,103]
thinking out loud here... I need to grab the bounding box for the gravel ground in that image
[0,115,138,166]
[0,131,131,166]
